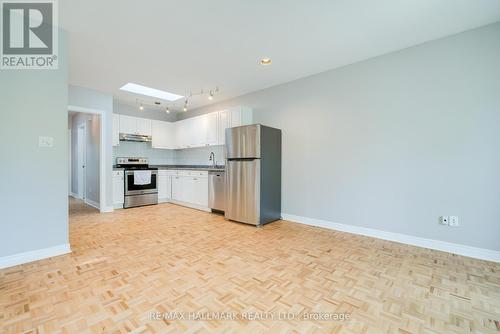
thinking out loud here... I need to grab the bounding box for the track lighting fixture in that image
[208,91,214,100]
[183,100,188,112]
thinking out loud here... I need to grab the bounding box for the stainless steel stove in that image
[116,157,158,208]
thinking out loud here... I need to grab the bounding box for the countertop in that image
[152,165,225,172]
[113,165,225,172]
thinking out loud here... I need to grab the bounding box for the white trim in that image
[168,200,211,212]
[68,105,109,213]
[70,192,80,199]
[0,244,71,269]
[77,122,87,199]
[85,198,100,210]
[68,128,71,195]
[101,206,114,213]
[282,214,500,263]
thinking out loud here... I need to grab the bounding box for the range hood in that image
[119,133,152,142]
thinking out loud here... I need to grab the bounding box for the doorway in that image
[69,111,101,212]
[77,123,87,200]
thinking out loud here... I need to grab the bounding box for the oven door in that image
[125,170,158,195]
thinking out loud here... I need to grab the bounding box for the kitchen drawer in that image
[113,170,124,177]
[171,170,208,177]
[190,171,208,177]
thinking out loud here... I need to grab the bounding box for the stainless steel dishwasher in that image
[208,171,225,212]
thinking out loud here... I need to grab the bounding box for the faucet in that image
[209,151,216,167]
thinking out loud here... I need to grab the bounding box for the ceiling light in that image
[165,107,170,114]
[139,104,144,111]
[183,100,188,112]
[260,58,272,65]
[120,83,183,101]
[208,91,213,100]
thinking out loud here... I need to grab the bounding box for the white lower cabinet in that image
[158,170,172,202]
[112,170,124,209]
[193,175,208,206]
[170,170,209,209]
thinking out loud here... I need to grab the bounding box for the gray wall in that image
[174,145,225,166]
[70,113,100,204]
[113,141,176,165]
[0,33,69,256]
[112,142,224,166]
[179,23,500,251]
[69,85,113,211]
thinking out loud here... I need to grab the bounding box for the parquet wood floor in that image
[1,200,499,333]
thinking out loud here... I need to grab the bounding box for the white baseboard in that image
[101,206,114,213]
[113,203,124,210]
[282,213,500,263]
[70,192,80,199]
[168,199,211,212]
[0,243,71,269]
[85,198,100,210]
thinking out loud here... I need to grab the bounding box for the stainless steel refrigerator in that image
[225,124,282,226]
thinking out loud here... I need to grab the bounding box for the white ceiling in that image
[61,0,500,112]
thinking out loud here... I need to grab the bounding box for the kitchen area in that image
[112,105,282,226]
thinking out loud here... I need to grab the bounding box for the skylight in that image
[120,83,183,101]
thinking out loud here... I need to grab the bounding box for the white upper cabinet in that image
[217,107,253,145]
[205,112,219,146]
[119,115,136,134]
[175,119,188,149]
[152,120,175,149]
[116,107,251,149]
[217,110,231,145]
[112,114,120,147]
[136,118,152,136]
[118,115,152,136]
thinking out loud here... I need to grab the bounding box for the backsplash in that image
[113,141,175,165]
[175,145,225,166]
[113,141,225,166]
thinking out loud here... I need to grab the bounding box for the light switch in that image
[39,136,54,147]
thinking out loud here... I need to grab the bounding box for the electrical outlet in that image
[449,216,459,227]
[38,136,54,148]
[440,216,449,225]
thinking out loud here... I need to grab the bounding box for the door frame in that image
[68,105,108,212]
[68,129,71,195]
[77,123,87,199]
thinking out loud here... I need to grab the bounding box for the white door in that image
[175,120,187,148]
[77,124,86,199]
[184,118,196,148]
[68,129,71,195]
[136,118,152,136]
[230,108,241,128]
[119,115,137,134]
[193,176,208,206]
[171,175,182,201]
[205,112,218,146]
[112,114,120,146]
[152,120,167,149]
[218,110,231,145]
[113,172,124,206]
[183,176,195,203]
[158,171,170,200]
